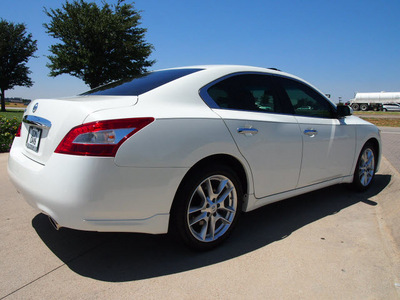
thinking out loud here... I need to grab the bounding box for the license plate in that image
[26,127,42,152]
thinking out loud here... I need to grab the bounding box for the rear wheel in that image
[352,103,360,111]
[171,164,243,250]
[352,142,377,191]
[360,103,368,111]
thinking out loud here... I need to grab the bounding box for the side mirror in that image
[336,105,352,118]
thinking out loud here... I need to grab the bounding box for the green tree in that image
[44,0,155,89]
[0,20,37,112]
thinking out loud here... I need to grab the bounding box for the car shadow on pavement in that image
[32,174,391,282]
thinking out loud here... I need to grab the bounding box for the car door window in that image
[277,77,334,118]
[206,74,284,113]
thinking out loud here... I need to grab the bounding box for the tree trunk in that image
[0,88,6,112]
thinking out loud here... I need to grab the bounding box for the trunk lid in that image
[20,96,137,165]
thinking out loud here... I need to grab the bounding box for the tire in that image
[360,103,368,111]
[352,103,360,111]
[352,142,377,191]
[171,164,243,250]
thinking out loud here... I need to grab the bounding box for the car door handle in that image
[237,127,258,135]
[304,129,318,137]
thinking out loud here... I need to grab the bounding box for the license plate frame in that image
[26,126,42,152]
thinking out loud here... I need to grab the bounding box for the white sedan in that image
[8,65,381,250]
[382,103,400,112]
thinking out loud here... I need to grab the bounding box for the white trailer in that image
[348,92,400,111]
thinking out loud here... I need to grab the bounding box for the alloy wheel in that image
[187,175,238,242]
[358,148,375,187]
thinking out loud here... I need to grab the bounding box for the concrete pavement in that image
[1,152,399,299]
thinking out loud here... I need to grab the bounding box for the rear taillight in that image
[15,123,22,137]
[55,118,154,157]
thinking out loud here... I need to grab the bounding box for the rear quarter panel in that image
[114,117,247,169]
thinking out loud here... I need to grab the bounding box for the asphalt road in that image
[1,135,400,299]
[3,107,25,111]
[380,127,400,173]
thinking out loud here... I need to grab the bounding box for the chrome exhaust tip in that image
[48,216,61,230]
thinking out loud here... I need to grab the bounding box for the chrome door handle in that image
[304,129,318,137]
[237,127,258,135]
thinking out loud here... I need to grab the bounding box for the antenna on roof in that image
[268,68,281,71]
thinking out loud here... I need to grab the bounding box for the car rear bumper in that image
[7,140,188,234]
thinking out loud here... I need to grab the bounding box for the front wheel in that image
[171,164,243,250]
[352,142,377,191]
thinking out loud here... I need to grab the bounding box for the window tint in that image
[277,77,334,118]
[81,68,203,96]
[206,74,283,113]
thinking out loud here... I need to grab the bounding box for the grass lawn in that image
[360,118,400,127]
[0,111,24,121]
[5,102,27,108]
[353,111,400,127]
[353,111,400,116]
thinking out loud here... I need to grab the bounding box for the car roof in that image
[81,65,333,108]
[159,64,290,77]
[159,64,317,90]
[155,64,329,101]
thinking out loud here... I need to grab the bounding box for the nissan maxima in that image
[8,65,381,250]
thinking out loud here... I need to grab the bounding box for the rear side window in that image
[204,74,284,113]
[81,68,203,96]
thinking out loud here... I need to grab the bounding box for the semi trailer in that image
[347,92,400,111]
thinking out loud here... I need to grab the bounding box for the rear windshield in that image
[81,68,203,96]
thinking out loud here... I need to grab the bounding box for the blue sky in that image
[1,0,399,103]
